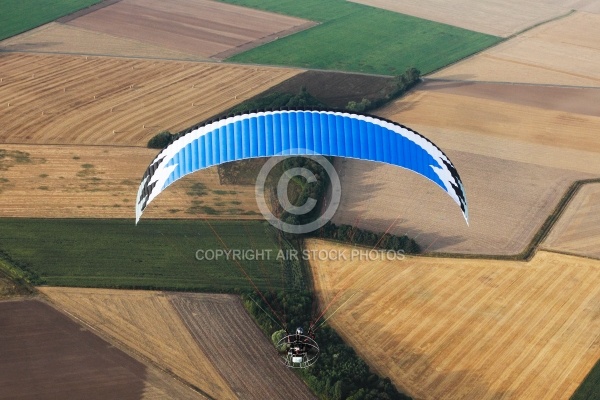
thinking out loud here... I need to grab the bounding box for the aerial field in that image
[172,293,316,399]
[330,81,600,255]
[65,0,315,60]
[0,22,209,61]
[348,0,569,37]
[382,83,600,164]
[40,288,315,399]
[0,0,101,40]
[332,155,585,256]
[222,0,500,75]
[0,144,260,219]
[40,288,235,399]
[543,182,600,259]
[308,240,600,400]
[432,12,600,86]
[0,219,283,291]
[0,53,300,146]
[0,299,205,400]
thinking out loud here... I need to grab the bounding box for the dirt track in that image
[66,0,315,59]
[308,240,600,400]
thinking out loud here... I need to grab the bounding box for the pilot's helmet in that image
[296,327,304,335]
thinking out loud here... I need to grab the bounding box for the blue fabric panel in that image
[289,112,298,154]
[361,120,369,159]
[234,124,244,160]
[185,142,192,174]
[297,112,306,150]
[218,126,226,163]
[351,118,359,158]
[256,115,265,157]
[206,130,213,167]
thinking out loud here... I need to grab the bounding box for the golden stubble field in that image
[0,53,300,146]
[0,53,298,218]
[543,182,600,259]
[39,287,236,400]
[333,82,600,255]
[0,144,260,218]
[432,12,600,86]
[308,240,600,400]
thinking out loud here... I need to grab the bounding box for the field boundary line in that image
[38,292,218,400]
[424,9,577,77]
[537,248,600,262]
[422,77,600,90]
[56,0,123,24]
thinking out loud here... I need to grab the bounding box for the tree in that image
[147,130,173,149]
[346,98,371,112]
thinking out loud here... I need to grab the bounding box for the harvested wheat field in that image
[308,240,600,400]
[381,83,600,170]
[0,22,209,61]
[543,182,600,259]
[0,144,259,218]
[349,0,567,37]
[0,53,300,146]
[330,82,600,255]
[66,0,315,60]
[0,299,205,400]
[171,293,316,400]
[40,288,315,400]
[432,12,600,86]
[39,287,236,399]
[333,155,586,255]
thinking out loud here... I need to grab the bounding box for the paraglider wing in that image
[136,110,468,224]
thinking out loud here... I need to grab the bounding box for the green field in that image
[222,0,501,75]
[0,218,285,292]
[0,0,101,41]
[572,359,600,400]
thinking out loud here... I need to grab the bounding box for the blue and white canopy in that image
[136,110,468,224]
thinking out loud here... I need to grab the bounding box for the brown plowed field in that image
[0,144,260,218]
[543,183,600,259]
[39,287,236,399]
[330,82,600,255]
[170,293,316,400]
[432,12,600,86]
[0,299,205,400]
[66,0,315,59]
[0,23,208,61]
[308,240,600,400]
[349,0,567,37]
[0,53,300,146]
